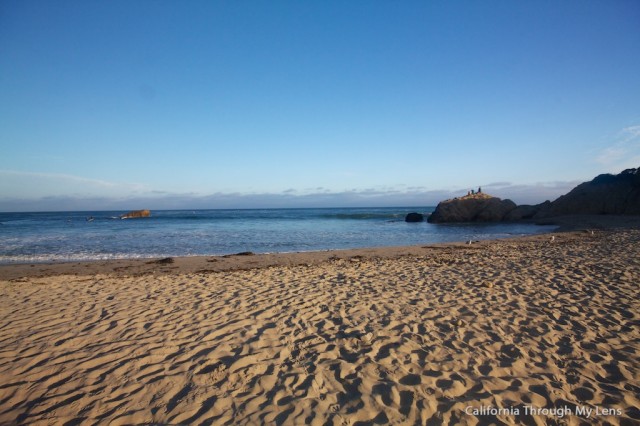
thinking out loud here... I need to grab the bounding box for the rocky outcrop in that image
[536,167,640,218]
[427,193,516,223]
[405,212,424,222]
[503,201,550,221]
[427,167,640,224]
[120,209,151,219]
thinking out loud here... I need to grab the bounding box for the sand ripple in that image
[1,230,639,425]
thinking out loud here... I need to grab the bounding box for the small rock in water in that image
[405,212,424,222]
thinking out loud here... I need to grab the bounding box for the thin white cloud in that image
[595,126,640,170]
[483,181,512,189]
[0,170,150,198]
[0,170,117,187]
[624,125,640,137]
[483,181,580,204]
[0,181,576,212]
[0,169,586,212]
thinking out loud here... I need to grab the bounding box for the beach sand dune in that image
[1,230,639,425]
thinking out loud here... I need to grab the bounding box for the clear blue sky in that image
[1,0,639,211]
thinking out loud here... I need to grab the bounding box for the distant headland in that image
[427,166,640,224]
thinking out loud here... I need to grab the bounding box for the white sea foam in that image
[0,253,162,264]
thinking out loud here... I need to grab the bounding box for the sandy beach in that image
[1,229,639,425]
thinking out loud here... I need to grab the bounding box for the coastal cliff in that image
[428,167,640,223]
[536,167,640,217]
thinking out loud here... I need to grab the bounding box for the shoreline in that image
[3,214,640,281]
[0,229,563,281]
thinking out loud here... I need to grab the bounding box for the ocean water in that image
[0,208,555,264]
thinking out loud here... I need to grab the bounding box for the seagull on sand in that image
[550,235,555,242]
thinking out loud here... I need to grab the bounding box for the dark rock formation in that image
[223,251,255,258]
[405,212,424,222]
[503,201,550,221]
[427,167,640,224]
[146,257,174,264]
[536,167,640,217]
[120,209,151,219]
[427,193,516,223]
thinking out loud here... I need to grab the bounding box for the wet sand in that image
[1,228,639,425]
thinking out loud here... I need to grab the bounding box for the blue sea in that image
[0,208,555,264]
